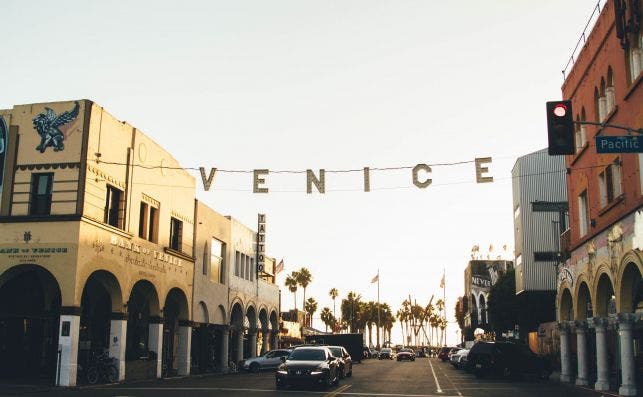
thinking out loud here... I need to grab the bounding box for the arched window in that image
[594,87,602,122]
[628,32,643,82]
[606,66,615,114]
[597,78,607,121]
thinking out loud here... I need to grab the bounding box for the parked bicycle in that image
[79,350,118,384]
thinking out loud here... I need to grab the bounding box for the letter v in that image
[199,167,217,191]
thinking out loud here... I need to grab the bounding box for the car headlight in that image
[310,366,324,375]
[277,365,288,374]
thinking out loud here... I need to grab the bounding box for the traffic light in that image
[546,100,575,155]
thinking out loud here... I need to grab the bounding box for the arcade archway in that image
[0,265,61,383]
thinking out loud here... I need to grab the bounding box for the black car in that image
[378,347,394,359]
[328,345,353,378]
[437,346,454,361]
[467,341,551,379]
[276,346,340,389]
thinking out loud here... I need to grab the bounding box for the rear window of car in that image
[470,342,494,354]
[289,348,327,361]
[329,347,343,357]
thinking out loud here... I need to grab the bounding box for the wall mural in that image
[32,101,79,153]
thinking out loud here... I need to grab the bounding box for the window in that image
[210,238,225,283]
[169,217,183,251]
[574,111,587,153]
[578,190,589,237]
[105,185,124,229]
[605,67,615,114]
[598,160,622,207]
[628,32,643,82]
[513,206,520,220]
[235,251,241,277]
[29,173,53,215]
[138,201,158,242]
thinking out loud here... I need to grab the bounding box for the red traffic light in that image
[553,103,568,117]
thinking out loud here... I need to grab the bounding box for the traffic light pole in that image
[574,120,643,135]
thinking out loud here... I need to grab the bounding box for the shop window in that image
[598,160,622,208]
[105,185,124,229]
[578,190,589,237]
[210,238,225,284]
[29,173,53,215]
[138,201,158,242]
[169,217,183,251]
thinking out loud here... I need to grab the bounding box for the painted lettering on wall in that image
[109,235,183,268]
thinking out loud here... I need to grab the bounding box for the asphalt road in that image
[0,358,615,397]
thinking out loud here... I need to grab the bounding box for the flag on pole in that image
[371,274,379,283]
[439,274,445,288]
[275,259,284,274]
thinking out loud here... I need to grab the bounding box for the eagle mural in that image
[32,101,80,153]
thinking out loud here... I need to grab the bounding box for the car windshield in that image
[329,347,343,357]
[288,349,326,361]
[400,348,413,353]
[381,348,391,353]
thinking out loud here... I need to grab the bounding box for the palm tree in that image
[296,268,312,310]
[304,297,318,328]
[438,316,447,346]
[285,272,298,310]
[436,299,445,344]
[396,308,407,347]
[341,292,361,333]
[329,288,339,319]
[320,307,333,332]
[363,301,375,347]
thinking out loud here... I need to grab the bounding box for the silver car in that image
[242,349,292,372]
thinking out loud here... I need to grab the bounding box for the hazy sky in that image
[2,0,600,344]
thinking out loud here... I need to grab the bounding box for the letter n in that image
[307,169,326,194]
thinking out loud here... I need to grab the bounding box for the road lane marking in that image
[324,384,351,397]
[428,359,443,393]
[434,361,462,396]
[96,386,462,396]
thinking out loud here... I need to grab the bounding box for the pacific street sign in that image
[595,135,642,153]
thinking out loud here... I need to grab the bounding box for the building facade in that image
[462,259,513,340]
[512,148,568,293]
[0,100,280,386]
[554,1,642,395]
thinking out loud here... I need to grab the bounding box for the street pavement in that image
[0,358,619,397]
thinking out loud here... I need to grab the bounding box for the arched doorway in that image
[78,270,122,383]
[229,302,244,364]
[125,280,160,381]
[560,288,573,321]
[576,281,593,320]
[618,262,642,389]
[258,309,268,354]
[244,306,258,359]
[0,265,61,383]
[470,294,478,329]
[270,311,279,350]
[191,301,217,374]
[162,288,189,377]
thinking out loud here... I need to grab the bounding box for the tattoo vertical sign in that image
[256,214,266,275]
[0,116,7,209]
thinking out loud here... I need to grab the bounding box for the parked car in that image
[242,349,292,372]
[437,346,453,361]
[467,341,551,379]
[415,349,427,358]
[370,349,379,359]
[328,345,353,378]
[396,348,416,361]
[450,349,469,369]
[378,347,394,360]
[275,346,341,389]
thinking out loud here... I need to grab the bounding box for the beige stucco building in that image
[0,99,280,386]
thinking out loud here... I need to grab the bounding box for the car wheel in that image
[249,363,260,373]
[347,368,352,377]
[333,371,340,386]
[339,365,345,379]
[276,380,285,390]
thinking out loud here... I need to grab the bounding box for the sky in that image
[2,0,602,345]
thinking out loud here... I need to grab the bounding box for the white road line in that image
[434,363,462,396]
[95,387,462,397]
[428,359,443,394]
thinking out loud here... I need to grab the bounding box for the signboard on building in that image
[257,214,266,273]
[595,135,642,153]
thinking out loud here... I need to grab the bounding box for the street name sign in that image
[595,135,642,153]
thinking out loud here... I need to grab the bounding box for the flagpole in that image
[377,269,381,348]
